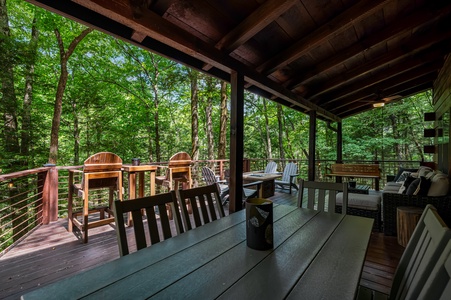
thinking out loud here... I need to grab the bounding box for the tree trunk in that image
[190,70,199,186]
[277,104,285,162]
[21,14,39,158]
[262,99,272,159]
[48,27,93,164]
[218,81,228,159]
[205,77,214,167]
[0,0,19,157]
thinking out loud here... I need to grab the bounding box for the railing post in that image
[42,164,58,224]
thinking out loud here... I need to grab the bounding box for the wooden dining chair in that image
[177,183,225,230]
[275,162,298,193]
[68,152,123,243]
[297,179,348,214]
[417,240,451,300]
[113,191,184,256]
[357,204,451,299]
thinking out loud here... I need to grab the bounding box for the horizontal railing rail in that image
[0,158,422,254]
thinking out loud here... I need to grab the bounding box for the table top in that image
[326,173,380,179]
[243,172,282,180]
[22,205,373,300]
[122,164,158,172]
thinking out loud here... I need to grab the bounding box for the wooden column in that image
[308,110,316,181]
[41,164,59,224]
[397,206,423,247]
[336,121,343,183]
[229,71,244,213]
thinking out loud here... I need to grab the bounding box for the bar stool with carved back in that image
[155,152,192,217]
[68,152,123,243]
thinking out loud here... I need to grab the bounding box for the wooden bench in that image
[327,163,381,191]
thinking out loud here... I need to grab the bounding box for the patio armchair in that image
[68,152,123,243]
[255,161,278,174]
[275,162,299,194]
[201,166,229,205]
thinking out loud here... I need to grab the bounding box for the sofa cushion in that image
[398,175,417,194]
[417,166,434,177]
[393,167,419,182]
[396,171,412,183]
[383,182,402,193]
[427,172,449,197]
[336,192,381,211]
[406,176,431,196]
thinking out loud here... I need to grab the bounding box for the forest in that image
[1,0,434,174]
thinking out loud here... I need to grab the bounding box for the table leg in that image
[127,172,137,226]
[150,171,155,196]
[138,171,145,198]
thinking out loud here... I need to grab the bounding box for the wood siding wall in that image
[433,54,451,173]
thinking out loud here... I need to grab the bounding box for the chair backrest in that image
[264,161,277,173]
[177,183,225,230]
[417,240,451,300]
[113,191,183,256]
[202,166,217,186]
[81,152,122,190]
[281,162,298,182]
[390,204,451,299]
[166,151,192,183]
[297,179,348,214]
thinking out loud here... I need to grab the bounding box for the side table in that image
[396,206,423,247]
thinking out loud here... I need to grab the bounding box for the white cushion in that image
[427,172,449,197]
[336,192,381,211]
[383,182,402,193]
[418,166,434,177]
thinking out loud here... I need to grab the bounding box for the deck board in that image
[0,189,403,299]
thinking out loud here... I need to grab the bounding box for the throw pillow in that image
[406,176,432,196]
[396,171,411,183]
[427,172,450,197]
[393,167,419,182]
[398,175,417,194]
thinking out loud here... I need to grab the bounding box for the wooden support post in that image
[229,71,244,213]
[42,164,59,224]
[308,110,316,181]
[397,206,423,247]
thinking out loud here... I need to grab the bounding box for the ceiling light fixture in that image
[373,102,385,108]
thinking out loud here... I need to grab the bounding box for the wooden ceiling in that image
[27,0,451,122]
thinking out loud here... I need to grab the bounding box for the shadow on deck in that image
[0,190,403,299]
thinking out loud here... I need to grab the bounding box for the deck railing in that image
[0,158,420,255]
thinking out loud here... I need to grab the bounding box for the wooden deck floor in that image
[0,190,403,299]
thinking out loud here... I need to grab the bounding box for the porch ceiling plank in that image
[325,69,439,113]
[214,0,298,53]
[255,0,392,76]
[315,49,449,106]
[284,2,451,91]
[330,75,437,115]
[71,0,341,122]
[339,82,433,118]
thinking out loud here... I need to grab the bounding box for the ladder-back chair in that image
[201,166,229,205]
[177,184,225,231]
[68,152,123,243]
[113,191,184,256]
[298,179,348,214]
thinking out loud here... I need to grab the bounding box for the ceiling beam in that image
[256,0,392,75]
[308,31,451,100]
[284,2,451,91]
[313,45,450,106]
[202,0,297,71]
